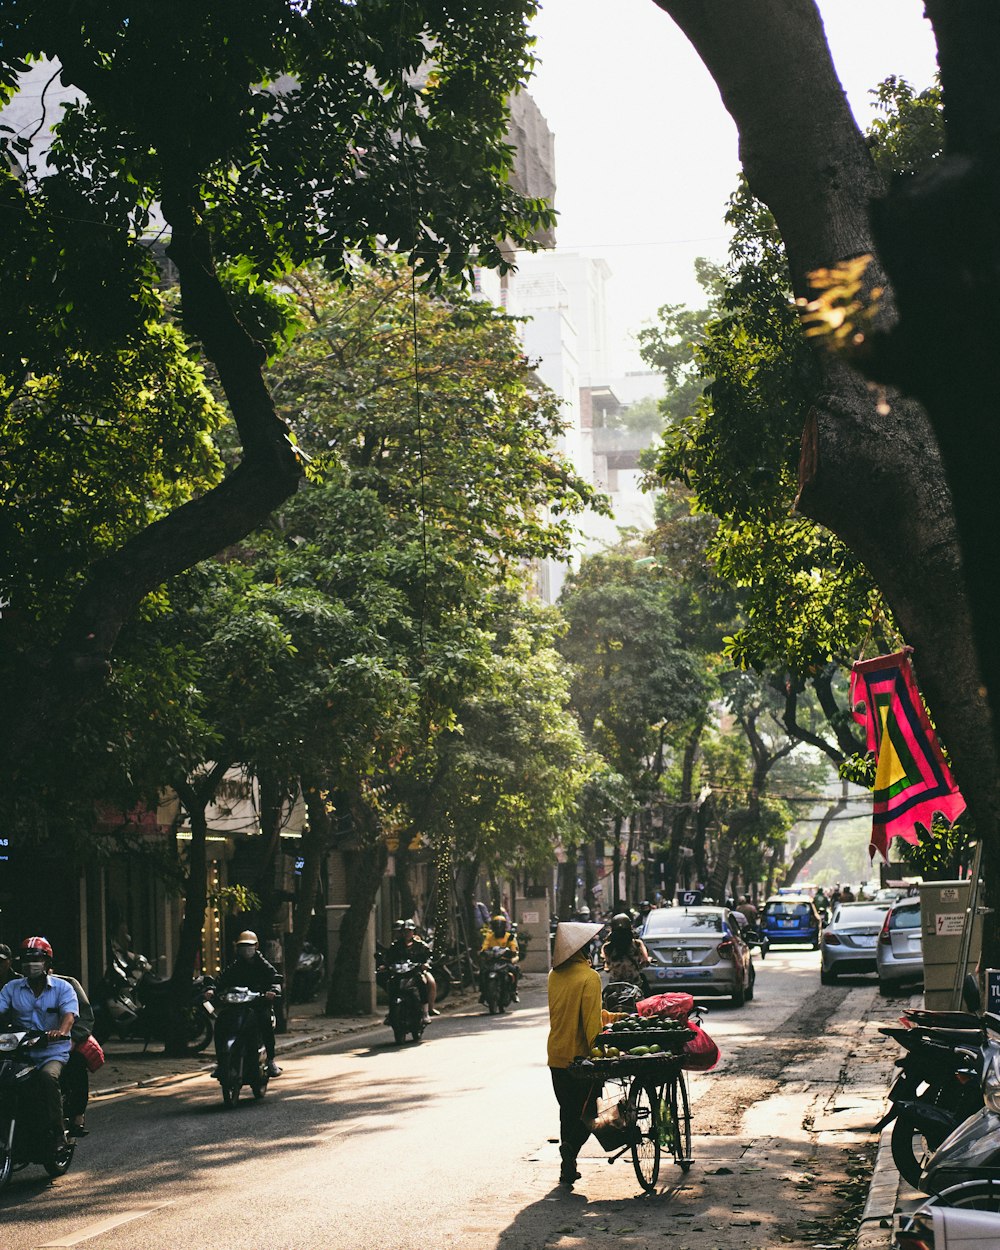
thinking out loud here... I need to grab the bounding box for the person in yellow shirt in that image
[547,921,604,1188]
[479,915,519,1004]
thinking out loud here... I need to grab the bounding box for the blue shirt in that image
[0,975,79,1067]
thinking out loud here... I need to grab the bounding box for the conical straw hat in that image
[551,921,604,968]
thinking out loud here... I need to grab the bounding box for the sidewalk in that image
[854,990,926,1250]
[90,978,484,1099]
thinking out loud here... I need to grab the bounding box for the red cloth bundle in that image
[73,1034,106,1073]
[635,992,694,1020]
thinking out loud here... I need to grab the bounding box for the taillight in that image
[879,911,892,946]
[824,932,842,945]
[717,939,735,959]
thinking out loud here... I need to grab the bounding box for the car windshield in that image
[765,901,812,917]
[643,910,723,936]
[889,904,921,930]
[832,904,891,927]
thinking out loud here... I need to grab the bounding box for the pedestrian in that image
[547,920,604,1189]
[739,895,758,926]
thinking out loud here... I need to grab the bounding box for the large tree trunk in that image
[653,0,1000,961]
[7,197,303,773]
[287,782,331,1001]
[168,763,228,1055]
[662,719,705,899]
[325,793,387,1017]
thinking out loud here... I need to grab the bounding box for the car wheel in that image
[820,966,837,986]
[746,965,755,1001]
[878,980,893,998]
[732,978,746,1008]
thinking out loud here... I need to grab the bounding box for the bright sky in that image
[526,0,940,375]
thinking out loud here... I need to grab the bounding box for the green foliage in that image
[896,816,970,880]
[867,76,944,180]
[557,550,710,794]
[0,321,224,632]
[431,599,600,874]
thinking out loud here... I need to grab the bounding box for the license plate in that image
[671,952,690,966]
[779,920,795,928]
[853,935,877,948]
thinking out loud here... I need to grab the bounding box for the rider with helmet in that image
[211,930,283,1077]
[601,913,651,990]
[0,937,78,1143]
[479,915,520,1003]
[384,921,438,1020]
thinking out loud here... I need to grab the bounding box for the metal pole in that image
[951,838,983,1009]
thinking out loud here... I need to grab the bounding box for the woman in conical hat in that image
[547,921,604,1188]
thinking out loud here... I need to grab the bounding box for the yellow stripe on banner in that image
[875,704,907,791]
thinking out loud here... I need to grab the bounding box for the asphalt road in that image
[0,947,907,1250]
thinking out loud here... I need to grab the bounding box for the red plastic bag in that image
[636,992,694,1021]
[73,1034,106,1073]
[680,1022,720,1072]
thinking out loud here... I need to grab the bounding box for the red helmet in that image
[20,936,53,959]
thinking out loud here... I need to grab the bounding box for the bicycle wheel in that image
[668,1071,692,1172]
[627,1081,661,1192]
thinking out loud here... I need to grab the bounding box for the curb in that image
[856,1124,900,1250]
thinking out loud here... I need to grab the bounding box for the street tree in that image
[557,549,710,907]
[246,266,599,1013]
[0,1,553,810]
[650,1,1000,955]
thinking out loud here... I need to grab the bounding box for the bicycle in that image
[604,1060,692,1191]
[575,1054,694,1190]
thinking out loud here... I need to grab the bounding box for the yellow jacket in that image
[546,953,602,1069]
[481,932,519,956]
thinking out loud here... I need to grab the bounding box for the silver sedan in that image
[641,905,755,1006]
[819,900,893,984]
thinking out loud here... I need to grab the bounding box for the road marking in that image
[39,1202,173,1247]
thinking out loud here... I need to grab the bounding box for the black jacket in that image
[217,951,282,997]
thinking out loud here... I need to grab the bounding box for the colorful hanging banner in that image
[850,649,965,861]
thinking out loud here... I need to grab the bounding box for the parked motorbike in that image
[912,1029,1000,1208]
[877,1013,1000,1189]
[212,988,271,1108]
[92,953,213,1053]
[289,942,325,1003]
[0,1030,75,1189]
[481,947,517,1016]
[384,960,427,1044]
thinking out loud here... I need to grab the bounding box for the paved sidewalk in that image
[90,976,486,1099]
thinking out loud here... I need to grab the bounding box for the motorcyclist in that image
[384,921,437,1021]
[812,887,830,920]
[210,930,283,1077]
[53,969,97,1138]
[0,937,77,1145]
[479,915,520,1004]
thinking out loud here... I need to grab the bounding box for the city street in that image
[0,949,912,1250]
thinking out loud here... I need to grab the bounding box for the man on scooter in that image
[0,937,77,1144]
[211,931,283,1077]
[385,921,438,1021]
